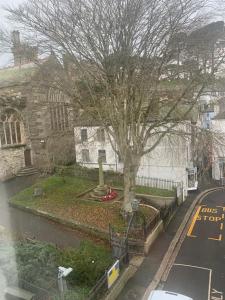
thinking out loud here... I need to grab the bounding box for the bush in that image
[58,241,113,286]
[53,288,89,300]
[15,241,59,289]
[0,240,112,293]
[0,241,59,290]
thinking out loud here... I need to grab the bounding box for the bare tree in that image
[6,0,225,215]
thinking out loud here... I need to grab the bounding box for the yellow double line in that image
[187,205,202,238]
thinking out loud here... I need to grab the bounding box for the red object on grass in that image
[101,189,118,202]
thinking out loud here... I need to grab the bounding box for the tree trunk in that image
[123,157,139,215]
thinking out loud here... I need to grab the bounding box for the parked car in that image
[148,290,193,300]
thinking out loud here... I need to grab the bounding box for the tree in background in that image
[6,0,225,216]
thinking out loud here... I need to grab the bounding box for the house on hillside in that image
[211,109,225,182]
[0,31,75,181]
[194,85,225,183]
[74,118,198,198]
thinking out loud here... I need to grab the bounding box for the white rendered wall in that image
[211,119,225,180]
[75,126,191,193]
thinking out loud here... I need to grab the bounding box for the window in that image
[118,153,123,163]
[97,128,105,142]
[81,129,88,142]
[218,158,225,178]
[81,149,90,162]
[98,150,106,163]
[0,110,24,147]
[50,104,69,131]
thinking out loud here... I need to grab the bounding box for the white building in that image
[74,123,198,197]
[211,112,225,181]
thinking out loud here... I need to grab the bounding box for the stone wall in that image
[0,146,25,181]
[0,69,75,176]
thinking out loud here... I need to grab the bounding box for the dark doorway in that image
[24,149,32,166]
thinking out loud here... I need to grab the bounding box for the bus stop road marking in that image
[216,206,225,212]
[187,206,202,238]
[208,234,222,242]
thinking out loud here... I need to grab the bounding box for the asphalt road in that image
[0,176,82,248]
[163,189,225,300]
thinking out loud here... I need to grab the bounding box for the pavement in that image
[116,182,220,300]
[0,175,82,247]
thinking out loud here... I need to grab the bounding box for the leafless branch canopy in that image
[6,0,225,183]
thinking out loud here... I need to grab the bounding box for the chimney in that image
[11,31,22,66]
[11,30,20,46]
[11,31,38,66]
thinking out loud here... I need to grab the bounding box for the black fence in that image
[144,212,161,238]
[109,210,161,258]
[87,254,129,300]
[55,165,180,194]
[136,175,179,191]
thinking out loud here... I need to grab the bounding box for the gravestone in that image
[33,187,44,197]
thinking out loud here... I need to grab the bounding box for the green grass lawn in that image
[11,176,96,207]
[135,185,175,197]
[10,176,163,232]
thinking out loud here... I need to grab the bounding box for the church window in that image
[50,104,69,131]
[0,109,25,147]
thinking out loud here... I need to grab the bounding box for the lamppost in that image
[58,266,73,300]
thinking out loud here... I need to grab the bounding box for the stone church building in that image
[0,31,75,181]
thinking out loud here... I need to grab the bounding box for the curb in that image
[142,187,224,300]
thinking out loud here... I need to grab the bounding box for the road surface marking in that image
[202,208,218,214]
[216,206,225,211]
[208,234,222,241]
[220,223,223,230]
[198,216,222,222]
[211,288,223,300]
[222,214,224,220]
[173,264,212,300]
[187,206,202,237]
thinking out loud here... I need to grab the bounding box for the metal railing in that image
[87,254,128,300]
[56,165,181,192]
[136,175,180,191]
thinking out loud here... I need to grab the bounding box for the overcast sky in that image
[0,0,224,68]
[0,0,24,67]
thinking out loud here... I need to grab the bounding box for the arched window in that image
[0,109,25,147]
[48,88,70,132]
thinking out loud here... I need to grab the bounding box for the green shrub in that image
[53,288,89,300]
[0,240,112,292]
[15,241,59,289]
[58,241,113,286]
[0,241,59,290]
